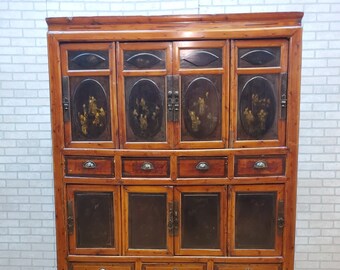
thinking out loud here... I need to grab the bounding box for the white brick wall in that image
[0,0,339,269]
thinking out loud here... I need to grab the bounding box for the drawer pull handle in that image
[253,160,267,169]
[141,161,154,171]
[83,160,96,169]
[196,161,209,171]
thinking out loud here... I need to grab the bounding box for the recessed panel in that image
[124,50,166,70]
[181,75,221,141]
[74,192,114,248]
[181,193,220,249]
[235,192,276,249]
[180,48,222,69]
[68,50,109,70]
[238,47,281,68]
[128,193,167,249]
[125,77,166,142]
[70,77,111,141]
[238,75,278,140]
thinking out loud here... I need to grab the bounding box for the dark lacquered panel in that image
[128,193,167,249]
[75,192,114,248]
[238,47,281,68]
[181,193,220,249]
[125,77,166,142]
[124,50,166,70]
[70,77,111,141]
[180,48,222,69]
[181,75,222,141]
[68,50,109,70]
[235,192,276,249]
[237,74,279,140]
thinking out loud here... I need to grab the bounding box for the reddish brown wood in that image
[178,157,227,178]
[215,264,281,270]
[65,156,114,177]
[122,158,170,178]
[234,156,285,177]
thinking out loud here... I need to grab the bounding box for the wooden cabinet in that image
[47,12,302,270]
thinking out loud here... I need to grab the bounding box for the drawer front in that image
[122,158,170,177]
[215,264,281,270]
[178,157,227,178]
[235,156,285,177]
[65,157,114,177]
[72,263,134,270]
[143,263,205,270]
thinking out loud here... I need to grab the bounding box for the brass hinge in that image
[67,200,74,234]
[62,76,70,122]
[168,201,179,236]
[280,73,288,119]
[277,200,285,233]
[167,75,180,122]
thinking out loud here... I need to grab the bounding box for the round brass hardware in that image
[83,160,96,169]
[253,160,268,169]
[195,161,210,171]
[141,161,154,171]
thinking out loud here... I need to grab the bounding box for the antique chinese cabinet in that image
[46,12,303,270]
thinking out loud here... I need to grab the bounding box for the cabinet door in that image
[122,186,174,255]
[173,41,228,148]
[118,43,173,149]
[228,185,284,256]
[60,43,118,148]
[230,40,288,148]
[174,186,226,255]
[66,185,120,255]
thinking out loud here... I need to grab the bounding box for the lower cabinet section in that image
[71,263,134,270]
[70,262,281,270]
[142,263,206,270]
[215,264,281,270]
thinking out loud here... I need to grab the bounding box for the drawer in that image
[143,263,205,270]
[235,156,285,177]
[122,157,170,178]
[178,157,227,178]
[72,263,134,270]
[215,264,281,270]
[65,157,114,177]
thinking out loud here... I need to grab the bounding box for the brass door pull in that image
[196,161,209,171]
[253,160,268,169]
[83,160,97,169]
[141,161,154,171]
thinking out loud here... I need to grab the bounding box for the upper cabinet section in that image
[230,39,289,148]
[50,13,303,150]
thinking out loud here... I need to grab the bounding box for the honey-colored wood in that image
[47,12,302,270]
[174,186,226,256]
[66,185,121,255]
[121,186,174,256]
[228,184,284,257]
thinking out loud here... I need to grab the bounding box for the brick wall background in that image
[0,0,339,269]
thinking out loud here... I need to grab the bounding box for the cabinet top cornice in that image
[46,12,303,31]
